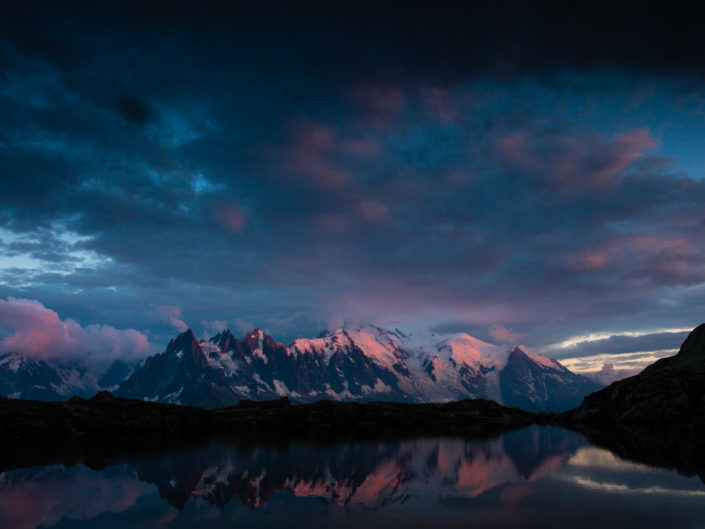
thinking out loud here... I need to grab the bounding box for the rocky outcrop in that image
[568,323,705,425]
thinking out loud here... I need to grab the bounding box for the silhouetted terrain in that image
[568,323,705,426]
[0,391,536,439]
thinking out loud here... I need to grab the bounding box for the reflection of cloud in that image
[0,465,152,529]
[563,476,705,497]
[568,447,646,472]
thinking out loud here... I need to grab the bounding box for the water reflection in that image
[1,426,704,529]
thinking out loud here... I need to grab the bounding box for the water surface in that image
[1,426,704,528]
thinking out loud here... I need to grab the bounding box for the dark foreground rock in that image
[0,390,536,439]
[566,323,705,426]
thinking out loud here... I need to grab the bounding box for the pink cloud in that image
[0,465,151,529]
[156,304,188,332]
[358,199,389,221]
[214,205,245,233]
[349,84,405,124]
[488,324,524,344]
[567,236,689,271]
[281,118,380,189]
[495,128,659,192]
[340,138,379,156]
[284,121,349,187]
[316,213,350,235]
[0,298,153,364]
[568,251,610,270]
[423,86,457,122]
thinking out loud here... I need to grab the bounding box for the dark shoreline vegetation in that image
[0,392,539,439]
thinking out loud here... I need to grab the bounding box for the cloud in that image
[560,350,676,382]
[588,363,643,385]
[495,128,658,192]
[488,324,524,344]
[202,319,227,336]
[0,297,153,364]
[213,205,246,233]
[1,6,705,350]
[544,330,688,358]
[156,305,188,333]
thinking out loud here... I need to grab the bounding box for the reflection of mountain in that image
[4,429,705,529]
[574,422,705,484]
[503,426,583,479]
[127,427,587,510]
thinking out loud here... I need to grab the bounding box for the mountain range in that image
[114,325,600,411]
[0,325,601,412]
[0,354,131,402]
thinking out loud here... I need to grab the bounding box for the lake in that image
[1,426,704,528]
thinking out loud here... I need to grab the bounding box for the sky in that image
[1,2,705,378]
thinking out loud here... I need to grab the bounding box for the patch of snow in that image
[345,328,401,369]
[252,373,271,391]
[0,356,22,372]
[163,386,184,402]
[373,378,392,393]
[251,329,267,364]
[201,341,240,374]
[516,346,561,370]
[272,379,289,396]
[323,383,355,400]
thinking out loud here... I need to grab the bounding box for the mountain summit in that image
[115,325,601,411]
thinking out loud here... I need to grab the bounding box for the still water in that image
[1,426,704,529]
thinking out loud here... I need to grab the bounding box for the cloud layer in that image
[0,3,704,371]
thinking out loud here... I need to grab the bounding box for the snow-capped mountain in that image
[0,354,133,401]
[115,325,601,411]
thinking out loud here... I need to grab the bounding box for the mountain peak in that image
[246,328,265,339]
[510,346,562,370]
[175,328,196,340]
[210,329,236,348]
[677,323,705,359]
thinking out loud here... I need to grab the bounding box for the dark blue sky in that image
[1,2,705,376]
